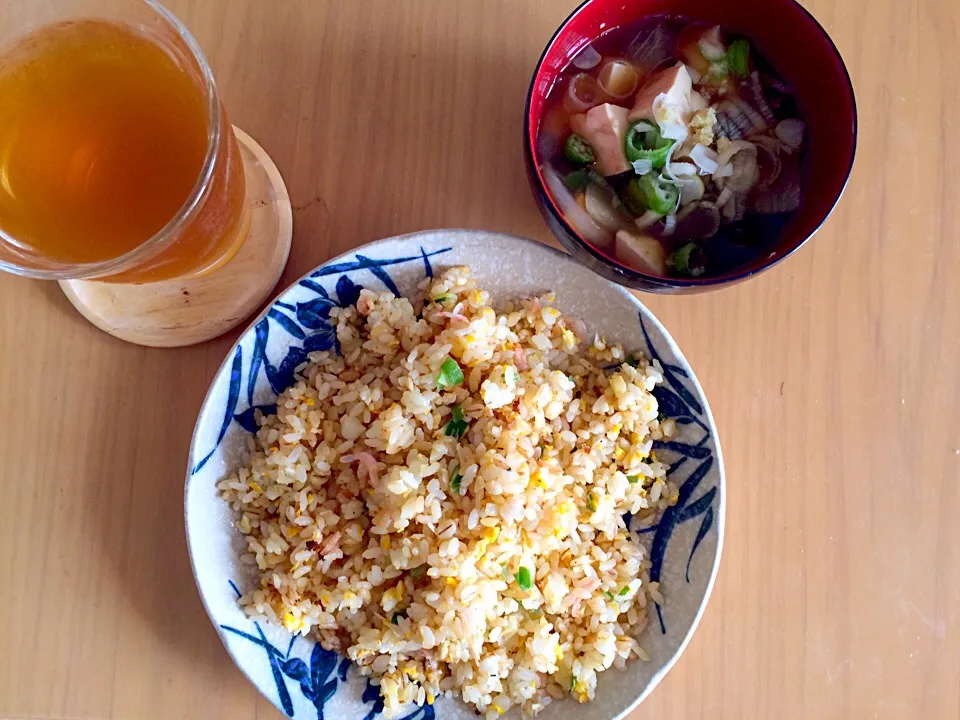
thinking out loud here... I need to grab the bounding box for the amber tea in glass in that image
[0,7,248,282]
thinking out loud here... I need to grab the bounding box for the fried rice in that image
[217,266,679,718]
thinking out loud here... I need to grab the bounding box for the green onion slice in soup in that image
[625,122,673,169]
[563,169,591,191]
[727,39,750,77]
[637,173,679,215]
[564,134,596,165]
[667,242,707,277]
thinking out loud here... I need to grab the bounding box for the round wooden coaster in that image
[59,127,293,348]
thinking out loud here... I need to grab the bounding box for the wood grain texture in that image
[0,1,957,718]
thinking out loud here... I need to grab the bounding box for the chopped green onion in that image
[436,357,464,389]
[604,591,614,601]
[618,585,630,596]
[409,564,427,580]
[445,404,469,438]
[450,468,463,495]
[637,172,680,215]
[624,122,673,168]
[564,133,596,165]
[627,475,640,485]
[563,168,591,191]
[667,242,707,277]
[625,356,639,368]
[509,367,521,384]
[727,38,750,78]
[657,413,666,422]
[624,138,672,170]
[432,293,454,305]
[586,492,598,512]
[516,566,533,590]
[570,676,577,692]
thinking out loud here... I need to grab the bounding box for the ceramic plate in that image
[185,229,724,720]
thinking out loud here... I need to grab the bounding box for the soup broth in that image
[536,16,807,279]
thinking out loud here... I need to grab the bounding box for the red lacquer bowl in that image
[523,0,857,292]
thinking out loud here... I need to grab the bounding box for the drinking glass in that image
[0,0,292,345]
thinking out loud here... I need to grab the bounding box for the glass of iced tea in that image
[0,0,292,345]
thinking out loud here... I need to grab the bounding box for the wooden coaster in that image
[59,127,293,348]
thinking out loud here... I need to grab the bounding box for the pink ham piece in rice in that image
[582,577,602,593]
[341,452,380,483]
[431,301,468,324]
[432,311,469,323]
[563,576,603,616]
[514,346,529,371]
[320,531,341,555]
[356,293,374,316]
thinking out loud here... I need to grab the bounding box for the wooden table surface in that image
[2,1,958,718]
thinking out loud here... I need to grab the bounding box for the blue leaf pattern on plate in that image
[686,506,714,583]
[356,255,401,297]
[420,246,436,278]
[282,657,310,683]
[295,296,337,329]
[234,404,277,433]
[652,440,712,459]
[361,680,385,720]
[309,248,450,279]
[222,578,436,720]
[191,346,242,474]
[269,308,307,339]
[633,313,719,634]
[303,326,337,353]
[248,319,269,406]
[257,621,295,716]
[298,278,330,297]
[335,275,363,308]
[268,346,311,396]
